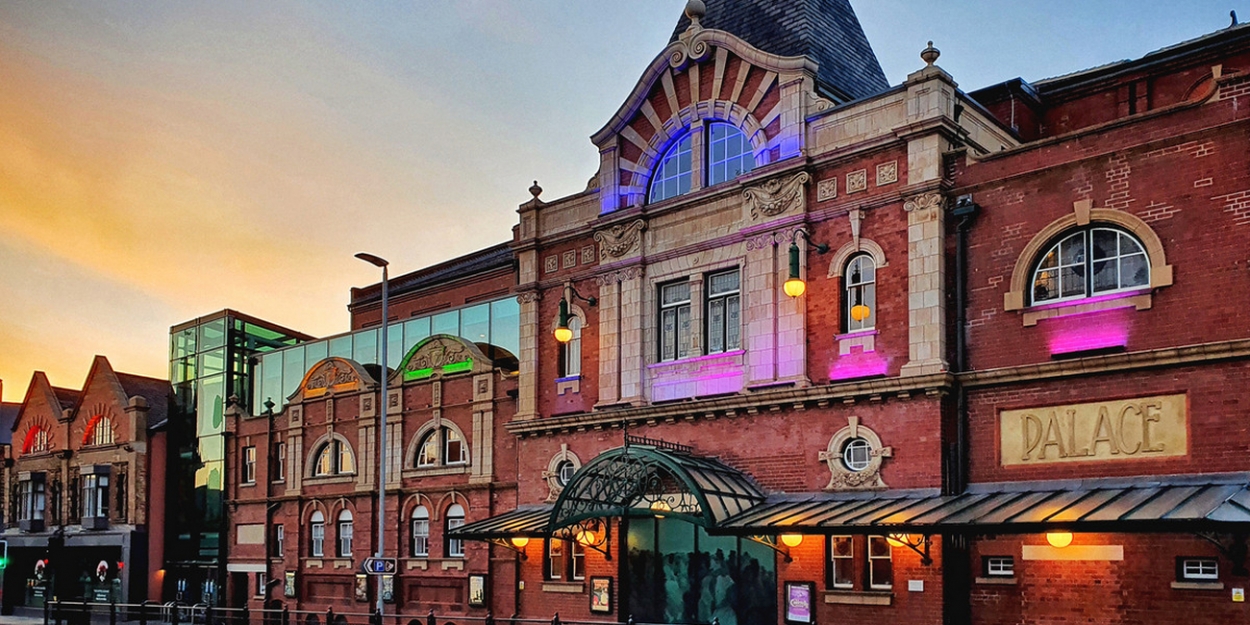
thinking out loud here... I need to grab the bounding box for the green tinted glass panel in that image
[353,329,378,364]
[172,357,195,384]
[387,323,404,369]
[328,336,352,359]
[172,327,197,359]
[199,435,224,463]
[197,375,225,437]
[304,341,328,369]
[260,353,283,409]
[198,349,226,376]
[432,310,459,336]
[282,346,306,401]
[490,299,520,355]
[199,318,226,350]
[461,304,490,344]
[404,317,430,350]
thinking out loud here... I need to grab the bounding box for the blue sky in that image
[0,0,1243,398]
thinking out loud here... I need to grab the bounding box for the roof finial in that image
[685,0,706,30]
[1232,10,1239,27]
[529,180,542,199]
[921,41,940,67]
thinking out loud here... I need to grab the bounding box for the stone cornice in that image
[506,373,953,437]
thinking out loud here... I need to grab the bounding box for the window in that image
[545,539,586,582]
[649,134,693,203]
[415,427,467,468]
[828,535,854,589]
[310,511,325,557]
[843,254,876,332]
[557,460,576,487]
[273,524,285,557]
[23,427,49,454]
[984,556,1014,577]
[559,315,583,378]
[446,504,465,557]
[273,443,286,482]
[84,416,115,446]
[1179,558,1218,581]
[255,572,267,597]
[659,281,692,362]
[411,506,430,557]
[647,122,756,204]
[868,535,893,589]
[705,269,741,354]
[243,446,257,484]
[1031,227,1149,305]
[708,123,755,186]
[842,438,872,472]
[337,510,354,557]
[312,439,355,477]
[17,476,46,522]
[82,473,110,519]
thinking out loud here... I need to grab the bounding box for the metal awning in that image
[715,473,1250,535]
[451,505,553,540]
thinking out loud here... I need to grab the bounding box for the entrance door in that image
[230,573,249,608]
[623,517,776,625]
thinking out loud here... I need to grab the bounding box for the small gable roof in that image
[0,403,18,445]
[115,372,172,431]
[670,0,888,102]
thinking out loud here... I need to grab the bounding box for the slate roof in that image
[0,403,18,445]
[52,386,81,410]
[670,0,888,102]
[350,242,515,308]
[115,372,173,432]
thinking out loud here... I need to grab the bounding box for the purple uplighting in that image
[1045,307,1131,355]
[828,349,889,381]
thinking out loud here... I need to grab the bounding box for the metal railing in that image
[41,601,718,625]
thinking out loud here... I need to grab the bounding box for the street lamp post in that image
[356,252,389,615]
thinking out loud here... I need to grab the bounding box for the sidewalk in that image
[1,615,45,625]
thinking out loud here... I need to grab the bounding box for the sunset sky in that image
[0,0,1243,400]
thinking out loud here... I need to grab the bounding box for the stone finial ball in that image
[685,0,706,22]
[921,41,940,66]
[529,180,542,198]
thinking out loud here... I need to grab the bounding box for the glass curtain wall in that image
[254,297,520,411]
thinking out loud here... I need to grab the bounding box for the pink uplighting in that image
[1045,307,1131,355]
[828,350,889,381]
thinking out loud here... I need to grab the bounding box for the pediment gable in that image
[13,372,65,457]
[288,357,378,404]
[394,334,494,384]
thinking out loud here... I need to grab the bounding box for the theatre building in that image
[223,1,1250,623]
[1,356,171,613]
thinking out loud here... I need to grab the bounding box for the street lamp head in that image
[355,252,389,268]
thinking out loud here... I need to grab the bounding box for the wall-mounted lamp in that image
[886,533,932,565]
[780,534,804,548]
[783,229,831,298]
[489,537,529,560]
[510,536,530,549]
[1046,531,1073,548]
[554,284,597,343]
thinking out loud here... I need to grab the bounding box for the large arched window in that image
[310,511,326,557]
[649,134,693,203]
[83,416,115,447]
[312,438,356,477]
[707,122,755,186]
[411,506,430,557]
[445,504,466,558]
[23,427,49,454]
[337,510,354,557]
[415,427,468,468]
[844,254,876,333]
[1031,226,1149,305]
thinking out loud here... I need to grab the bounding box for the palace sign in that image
[1000,394,1187,466]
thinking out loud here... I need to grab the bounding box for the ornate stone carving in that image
[816,177,838,202]
[904,192,945,215]
[806,90,834,114]
[742,172,811,220]
[562,250,577,269]
[542,444,583,502]
[819,416,892,491]
[304,359,364,398]
[406,337,471,372]
[876,161,898,186]
[593,266,645,287]
[580,245,596,265]
[846,169,867,194]
[516,291,541,304]
[544,255,558,274]
[594,219,647,260]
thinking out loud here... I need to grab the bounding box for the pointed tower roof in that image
[670,0,888,102]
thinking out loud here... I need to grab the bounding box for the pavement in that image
[0,616,45,625]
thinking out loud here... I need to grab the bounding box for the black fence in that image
[41,602,717,625]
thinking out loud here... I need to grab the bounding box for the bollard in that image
[508,613,518,625]
[484,613,494,625]
[371,608,382,625]
[326,607,335,625]
[626,616,635,625]
[426,609,436,625]
[242,606,251,625]
[712,619,720,625]
[282,607,291,625]
[139,601,150,625]
[110,601,118,625]
[206,605,215,625]
[43,597,50,625]
[81,600,89,625]
[172,602,181,625]
[551,613,560,625]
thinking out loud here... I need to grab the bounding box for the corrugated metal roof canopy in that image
[716,473,1250,535]
[451,505,553,540]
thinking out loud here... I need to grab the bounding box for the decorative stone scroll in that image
[594,219,647,260]
[743,172,811,220]
[903,192,944,219]
[819,417,892,491]
[594,266,645,287]
[295,357,375,402]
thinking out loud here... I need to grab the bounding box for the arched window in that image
[1031,226,1150,305]
[446,504,465,558]
[556,460,576,487]
[312,439,355,477]
[310,511,326,557]
[844,254,876,332]
[84,416,115,447]
[23,427,49,454]
[337,510,353,557]
[559,315,583,378]
[411,506,430,557]
[415,427,467,468]
[707,122,755,186]
[649,134,693,203]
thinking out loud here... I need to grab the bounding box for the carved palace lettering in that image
[1000,394,1186,466]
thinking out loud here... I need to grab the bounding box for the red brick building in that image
[223,2,1250,623]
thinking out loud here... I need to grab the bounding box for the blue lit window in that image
[708,123,755,185]
[649,135,693,203]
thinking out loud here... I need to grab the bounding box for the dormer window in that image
[648,122,755,204]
